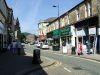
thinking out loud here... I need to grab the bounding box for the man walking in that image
[11,40,18,54]
[17,40,22,55]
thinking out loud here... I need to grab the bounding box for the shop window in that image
[78,37,82,43]
[67,36,71,44]
[83,36,89,45]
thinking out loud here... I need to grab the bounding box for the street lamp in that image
[53,4,59,18]
[53,4,62,50]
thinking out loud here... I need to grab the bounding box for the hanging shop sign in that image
[60,26,71,37]
[53,29,60,38]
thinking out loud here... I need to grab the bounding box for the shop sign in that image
[53,29,60,38]
[77,29,86,36]
[60,26,71,36]
[89,27,96,35]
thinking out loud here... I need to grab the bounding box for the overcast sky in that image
[6,0,83,35]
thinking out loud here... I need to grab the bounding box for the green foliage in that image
[17,32,26,42]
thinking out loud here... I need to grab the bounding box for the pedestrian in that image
[77,42,83,56]
[11,40,18,54]
[17,40,22,55]
[80,42,83,55]
[86,41,91,54]
[8,43,12,51]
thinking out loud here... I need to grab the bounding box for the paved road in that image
[24,44,100,75]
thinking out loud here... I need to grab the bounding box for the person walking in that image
[17,40,22,55]
[11,40,18,54]
[80,42,83,55]
[86,41,91,54]
[77,42,83,55]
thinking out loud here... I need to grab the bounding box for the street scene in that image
[1,0,100,75]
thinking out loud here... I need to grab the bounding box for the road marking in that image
[54,62,62,67]
[53,53,62,56]
[64,67,71,72]
[45,51,100,64]
[25,52,32,55]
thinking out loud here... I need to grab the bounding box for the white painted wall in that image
[71,25,76,47]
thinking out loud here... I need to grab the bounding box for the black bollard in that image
[32,49,41,64]
[71,47,76,55]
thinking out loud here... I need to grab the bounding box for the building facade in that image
[46,0,99,54]
[38,17,56,42]
[0,0,21,53]
[0,0,8,52]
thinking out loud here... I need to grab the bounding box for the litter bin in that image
[53,45,59,51]
[71,47,76,54]
[32,49,41,64]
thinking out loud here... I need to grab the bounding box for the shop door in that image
[89,35,96,53]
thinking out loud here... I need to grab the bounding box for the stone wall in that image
[0,12,5,23]
[92,0,97,15]
[69,10,77,24]
[80,4,85,20]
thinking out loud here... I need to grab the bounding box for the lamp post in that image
[53,4,59,18]
[53,4,62,51]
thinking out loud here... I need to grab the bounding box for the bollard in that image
[71,47,76,55]
[32,49,41,64]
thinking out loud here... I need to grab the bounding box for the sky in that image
[6,0,83,35]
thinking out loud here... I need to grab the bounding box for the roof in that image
[44,17,57,23]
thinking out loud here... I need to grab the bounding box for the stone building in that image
[47,0,100,54]
[38,17,56,42]
[0,0,9,52]
[0,0,21,53]
[14,18,21,40]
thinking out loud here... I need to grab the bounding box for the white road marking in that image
[53,53,62,56]
[25,52,32,55]
[54,62,62,67]
[45,51,100,64]
[64,67,71,72]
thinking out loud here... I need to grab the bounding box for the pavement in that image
[0,51,56,75]
[42,49,100,62]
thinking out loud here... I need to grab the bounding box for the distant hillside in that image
[22,32,31,36]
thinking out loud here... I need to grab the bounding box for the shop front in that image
[0,22,7,53]
[75,16,98,54]
[47,31,53,46]
[60,26,72,53]
[52,29,60,51]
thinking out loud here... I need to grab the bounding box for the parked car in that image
[41,43,49,49]
[36,42,43,48]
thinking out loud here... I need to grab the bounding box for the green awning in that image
[53,29,60,38]
[60,26,72,37]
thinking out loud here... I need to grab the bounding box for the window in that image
[85,3,88,17]
[76,8,80,21]
[87,2,92,16]
[85,1,92,17]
